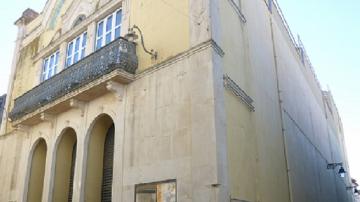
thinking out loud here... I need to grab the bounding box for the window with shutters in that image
[135,180,177,202]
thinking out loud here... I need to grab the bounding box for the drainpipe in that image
[269,17,293,202]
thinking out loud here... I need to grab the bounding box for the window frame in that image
[41,50,60,82]
[66,31,87,67]
[95,8,122,50]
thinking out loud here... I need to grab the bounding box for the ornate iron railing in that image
[9,37,138,121]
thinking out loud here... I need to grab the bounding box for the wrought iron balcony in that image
[9,37,138,122]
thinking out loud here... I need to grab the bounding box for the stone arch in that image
[25,138,47,202]
[84,113,115,202]
[52,127,78,202]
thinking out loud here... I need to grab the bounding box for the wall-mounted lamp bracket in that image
[347,186,357,190]
[327,162,343,169]
[125,25,158,60]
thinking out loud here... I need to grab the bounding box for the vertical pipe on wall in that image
[269,17,293,202]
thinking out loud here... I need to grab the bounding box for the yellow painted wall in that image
[6,38,41,132]
[129,0,190,71]
[27,139,47,202]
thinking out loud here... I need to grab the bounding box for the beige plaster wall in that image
[121,46,227,202]
[0,42,224,202]
[217,0,353,201]
[218,0,290,201]
[0,0,354,202]
[271,8,353,202]
[0,133,25,201]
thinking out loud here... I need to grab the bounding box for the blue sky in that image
[0,0,359,183]
[0,0,47,94]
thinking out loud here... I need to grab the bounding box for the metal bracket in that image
[40,113,55,127]
[327,162,343,169]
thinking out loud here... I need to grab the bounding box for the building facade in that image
[0,95,6,127]
[0,0,355,201]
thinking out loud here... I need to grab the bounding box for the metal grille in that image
[101,124,114,202]
[9,38,138,121]
[68,143,77,202]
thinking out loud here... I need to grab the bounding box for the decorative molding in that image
[106,81,125,101]
[40,113,54,121]
[136,39,225,79]
[29,0,122,59]
[69,99,86,116]
[11,69,133,126]
[11,38,223,125]
[223,74,255,111]
[15,124,30,133]
[40,113,55,128]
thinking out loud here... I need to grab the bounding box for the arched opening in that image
[27,138,47,202]
[52,128,77,202]
[85,114,115,202]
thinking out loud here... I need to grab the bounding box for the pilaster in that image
[189,1,229,201]
[86,21,96,55]
[0,21,26,135]
[58,42,68,71]
[188,46,229,202]
[189,0,222,46]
